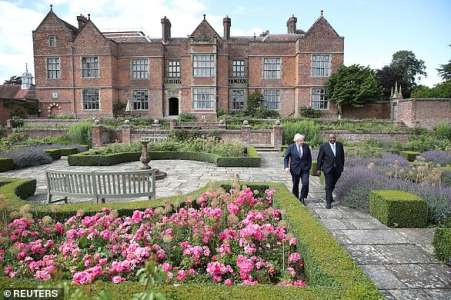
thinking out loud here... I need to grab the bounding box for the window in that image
[131,58,149,80]
[232,60,245,78]
[81,56,99,78]
[46,57,60,79]
[48,36,56,47]
[311,54,331,77]
[311,88,328,110]
[192,87,215,109]
[263,58,281,79]
[193,54,215,77]
[230,89,245,111]
[132,89,149,110]
[167,60,180,78]
[82,89,100,110]
[263,89,280,110]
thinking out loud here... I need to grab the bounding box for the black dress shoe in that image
[331,199,335,203]
[326,203,332,209]
[300,198,305,205]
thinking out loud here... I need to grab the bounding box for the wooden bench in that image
[46,169,156,204]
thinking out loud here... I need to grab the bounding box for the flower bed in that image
[0,186,305,287]
[0,181,382,299]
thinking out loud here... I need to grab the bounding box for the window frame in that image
[192,87,216,110]
[131,58,149,80]
[231,60,246,78]
[167,60,181,78]
[132,89,149,111]
[46,57,60,80]
[82,88,100,111]
[263,89,280,110]
[230,89,245,111]
[263,57,281,80]
[311,87,329,110]
[81,56,100,78]
[48,35,56,47]
[192,54,216,78]
[311,54,331,77]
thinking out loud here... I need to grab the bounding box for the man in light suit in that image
[284,134,312,205]
[316,133,345,209]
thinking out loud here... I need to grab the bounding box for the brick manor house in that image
[33,6,344,119]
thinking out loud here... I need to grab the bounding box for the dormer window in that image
[48,36,56,47]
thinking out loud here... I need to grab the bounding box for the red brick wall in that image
[342,102,390,119]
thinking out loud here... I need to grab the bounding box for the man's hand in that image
[284,168,290,173]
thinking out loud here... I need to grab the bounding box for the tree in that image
[326,64,382,118]
[411,80,451,98]
[437,46,451,80]
[3,75,22,85]
[377,50,427,99]
[245,91,264,116]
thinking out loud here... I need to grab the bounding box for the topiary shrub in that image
[369,190,427,228]
[400,151,420,162]
[433,216,451,264]
[0,158,15,172]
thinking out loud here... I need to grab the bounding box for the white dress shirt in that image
[329,142,336,156]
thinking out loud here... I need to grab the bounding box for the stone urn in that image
[140,137,151,169]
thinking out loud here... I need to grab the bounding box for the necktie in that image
[298,145,303,158]
[332,144,336,156]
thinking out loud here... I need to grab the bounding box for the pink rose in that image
[112,276,126,284]
[224,278,233,286]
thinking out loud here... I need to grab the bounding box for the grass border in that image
[0,180,382,299]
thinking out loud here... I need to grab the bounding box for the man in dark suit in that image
[316,133,345,209]
[284,134,312,205]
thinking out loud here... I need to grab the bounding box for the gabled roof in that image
[0,85,38,101]
[305,15,341,38]
[190,17,222,40]
[74,19,112,43]
[34,8,78,33]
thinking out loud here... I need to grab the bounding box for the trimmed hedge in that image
[0,157,15,172]
[45,147,81,160]
[369,190,427,228]
[433,227,451,264]
[400,151,420,162]
[0,181,382,299]
[68,147,261,167]
[0,177,37,210]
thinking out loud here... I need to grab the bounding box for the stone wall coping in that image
[399,98,451,103]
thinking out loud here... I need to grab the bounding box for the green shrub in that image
[0,177,36,209]
[433,227,451,264]
[59,147,80,156]
[282,120,321,147]
[67,121,92,146]
[0,157,15,172]
[44,149,61,160]
[299,106,321,118]
[400,151,420,162]
[177,113,197,122]
[310,160,319,176]
[369,190,427,228]
[434,122,451,141]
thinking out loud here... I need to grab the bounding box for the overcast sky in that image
[0,0,450,86]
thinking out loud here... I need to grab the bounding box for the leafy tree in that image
[377,50,427,99]
[437,46,451,80]
[3,76,21,85]
[326,64,382,118]
[246,91,264,116]
[411,80,451,98]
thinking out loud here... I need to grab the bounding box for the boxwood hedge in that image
[68,147,261,167]
[400,151,420,162]
[0,180,382,299]
[0,157,15,172]
[369,190,427,228]
[433,216,451,264]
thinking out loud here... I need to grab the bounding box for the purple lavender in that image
[421,151,451,166]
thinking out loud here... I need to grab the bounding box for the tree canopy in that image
[326,64,382,116]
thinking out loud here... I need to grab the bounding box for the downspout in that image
[71,45,77,118]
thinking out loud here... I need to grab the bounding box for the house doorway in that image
[169,97,179,116]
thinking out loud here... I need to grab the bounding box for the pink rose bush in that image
[0,186,305,287]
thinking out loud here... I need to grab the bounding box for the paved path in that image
[1,152,450,299]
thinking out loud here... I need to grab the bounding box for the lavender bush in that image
[421,150,451,166]
[335,163,451,224]
[3,147,53,168]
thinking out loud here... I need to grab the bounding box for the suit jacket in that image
[284,143,312,175]
[317,142,345,174]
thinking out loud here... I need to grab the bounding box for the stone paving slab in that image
[335,229,410,245]
[361,265,407,289]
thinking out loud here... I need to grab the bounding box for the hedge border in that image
[400,151,420,162]
[0,181,382,299]
[0,158,15,172]
[369,190,427,228]
[68,147,261,167]
[0,177,37,210]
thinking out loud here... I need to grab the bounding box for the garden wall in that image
[342,102,390,119]
[6,118,79,128]
[18,128,67,138]
[394,98,451,129]
[321,130,411,143]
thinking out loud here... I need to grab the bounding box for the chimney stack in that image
[223,16,231,40]
[287,14,297,34]
[77,14,88,29]
[161,16,171,43]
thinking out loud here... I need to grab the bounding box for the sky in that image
[0,0,450,86]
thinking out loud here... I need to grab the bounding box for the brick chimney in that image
[161,16,171,43]
[287,14,297,34]
[223,16,231,40]
[77,14,89,29]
